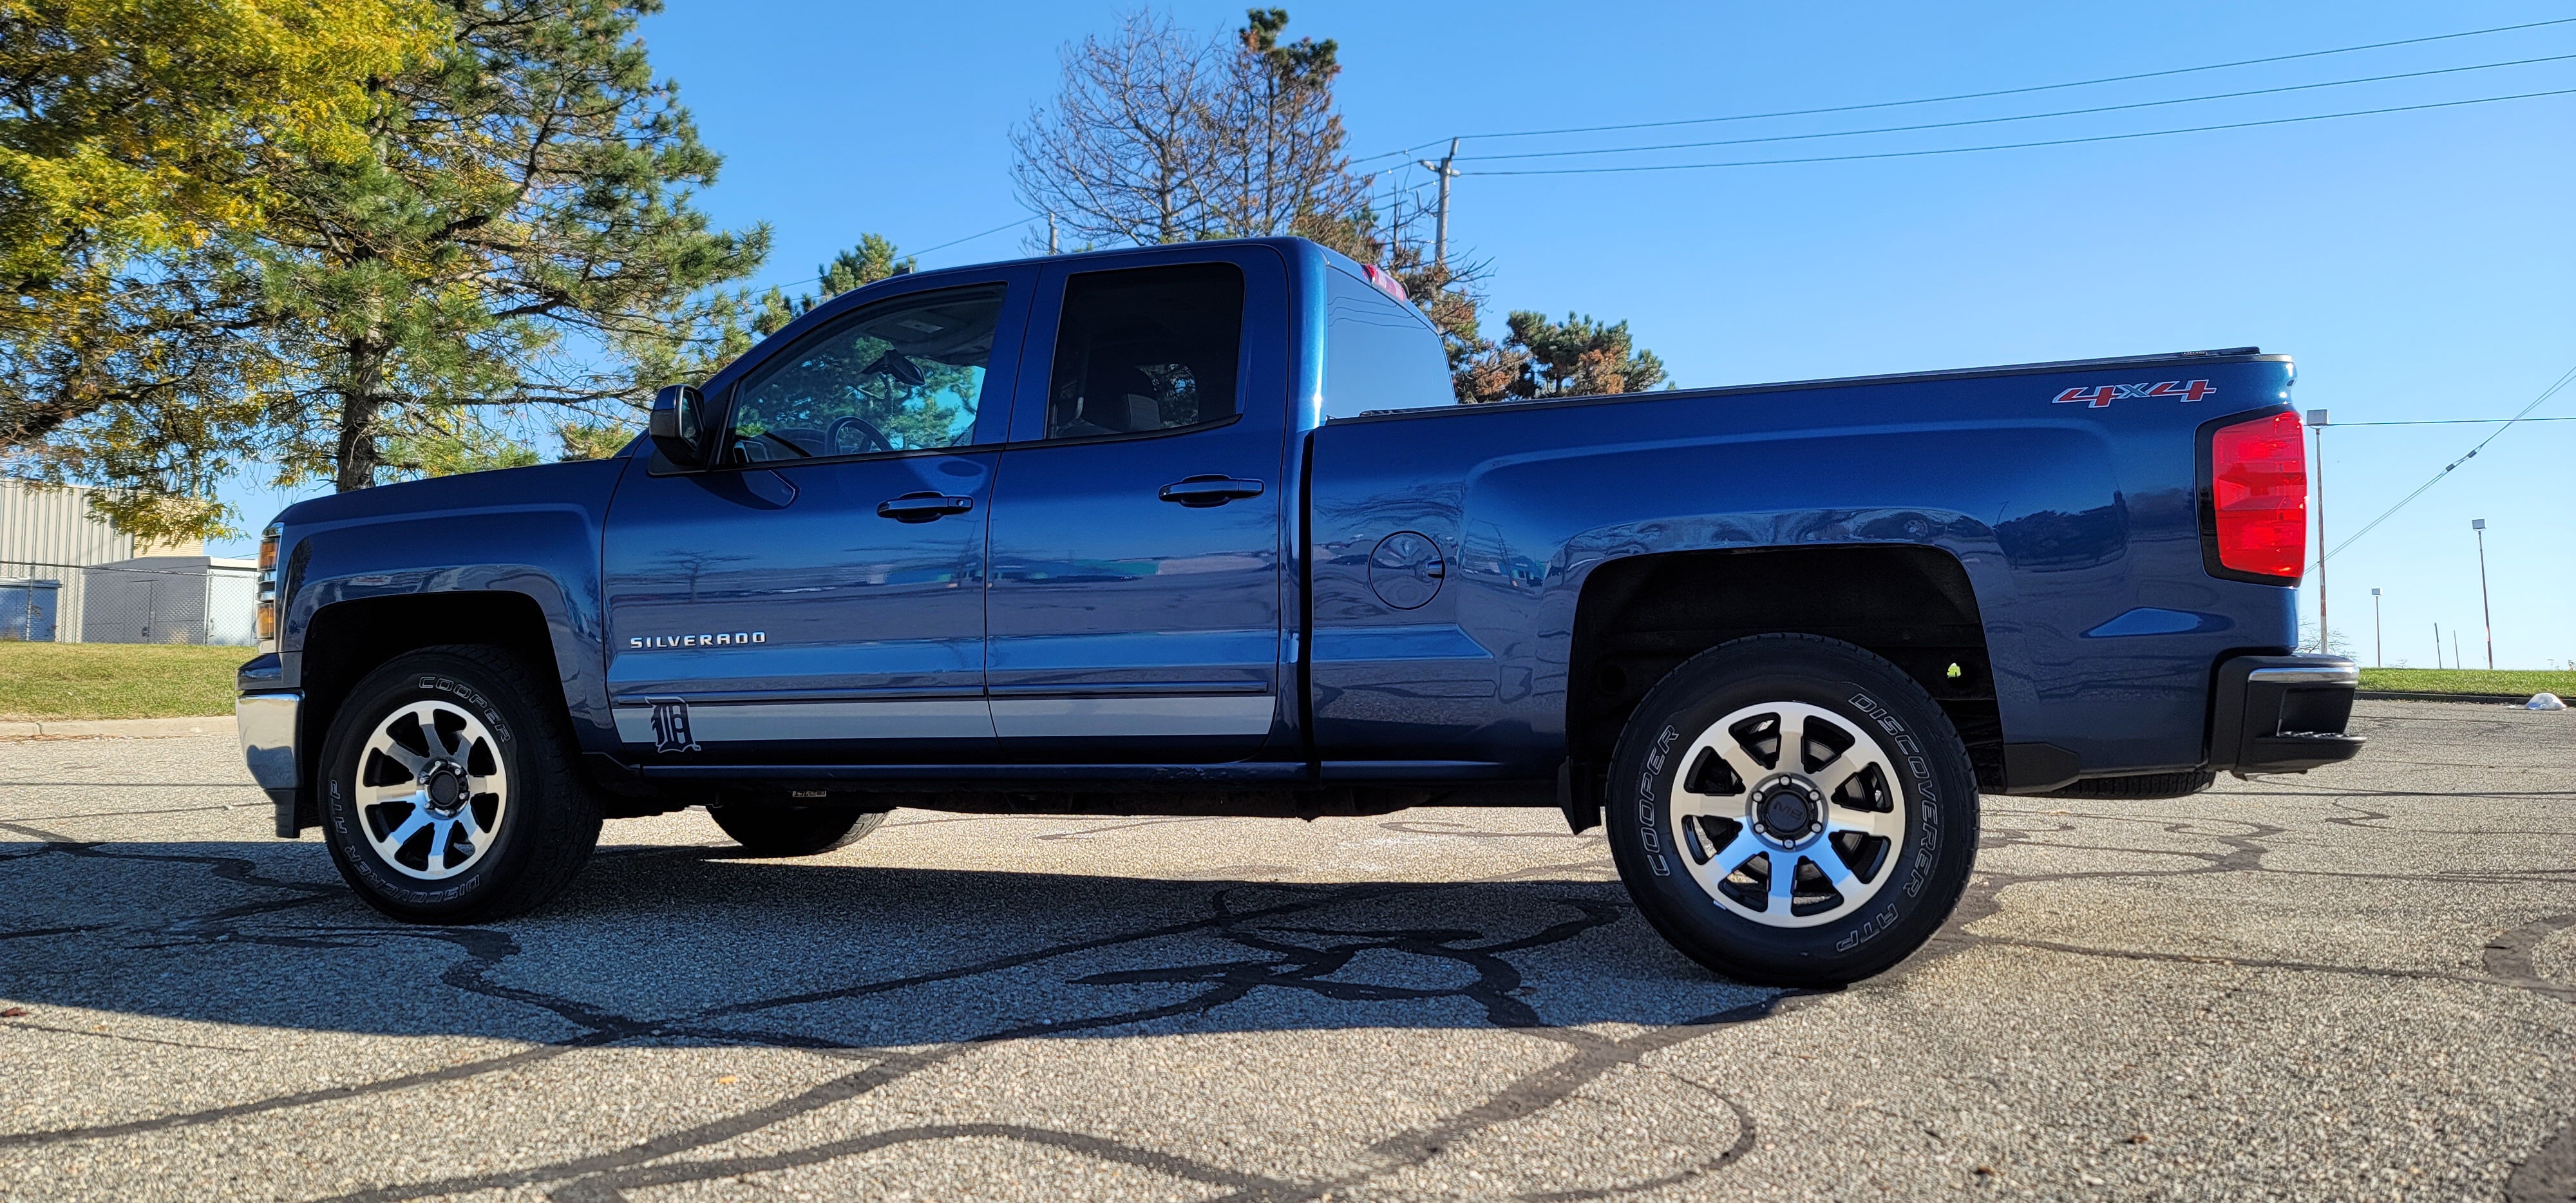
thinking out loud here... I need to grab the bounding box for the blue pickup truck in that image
[234,236,2361,985]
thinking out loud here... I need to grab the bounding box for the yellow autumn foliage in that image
[0,0,447,332]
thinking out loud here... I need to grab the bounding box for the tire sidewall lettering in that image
[415,674,513,747]
[1635,725,1678,876]
[1846,688,1941,913]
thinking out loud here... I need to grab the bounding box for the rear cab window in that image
[1322,267,1452,420]
[1039,263,1245,440]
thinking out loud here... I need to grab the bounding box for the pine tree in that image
[749,233,915,337]
[0,0,442,536]
[247,0,766,493]
[1495,312,1667,399]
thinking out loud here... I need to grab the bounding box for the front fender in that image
[274,460,626,750]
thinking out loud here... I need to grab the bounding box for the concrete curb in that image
[2355,691,2553,705]
[0,715,234,739]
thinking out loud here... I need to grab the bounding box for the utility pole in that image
[2371,588,2382,667]
[2434,622,2443,669]
[2308,409,2329,653]
[1046,212,1059,256]
[1417,138,1461,270]
[2473,518,2494,670]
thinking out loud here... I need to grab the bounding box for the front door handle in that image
[876,491,976,522]
[1159,475,1266,507]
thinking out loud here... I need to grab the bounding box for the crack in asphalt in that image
[1,734,2569,1200]
[0,823,1756,1202]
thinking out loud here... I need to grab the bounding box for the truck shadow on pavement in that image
[0,831,1776,1052]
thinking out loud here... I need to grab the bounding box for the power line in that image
[759,216,1034,292]
[1456,87,2576,175]
[1351,138,1463,167]
[1401,15,2576,147]
[2324,415,2576,427]
[910,216,1033,257]
[1456,53,2576,163]
[2318,363,2576,565]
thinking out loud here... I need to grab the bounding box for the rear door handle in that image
[876,491,976,522]
[1159,475,1265,507]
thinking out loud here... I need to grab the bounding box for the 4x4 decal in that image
[2053,379,2216,408]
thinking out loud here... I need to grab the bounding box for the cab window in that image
[1041,264,1244,440]
[1323,266,1452,419]
[728,284,1005,463]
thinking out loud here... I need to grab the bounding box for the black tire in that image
[708,804,887,857]
[1604,634,1979,987]
[317,646,602,923]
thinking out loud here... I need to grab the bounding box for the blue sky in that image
[218,1,2575,668]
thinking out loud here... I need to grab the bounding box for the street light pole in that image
[2472,518,2494,670]
[2371,588,2382,667]
[2308,410,2329,652]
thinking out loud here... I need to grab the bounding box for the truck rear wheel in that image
[317,646,602,924]
[1604,634,1978,987]
[707,803,887,857]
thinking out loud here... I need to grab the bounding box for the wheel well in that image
[1567,545,2003,790]
[296,592,567,807]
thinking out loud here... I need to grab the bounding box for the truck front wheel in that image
[1604,635,1978,987]
[317,646,603,923]
[707,803,887,857]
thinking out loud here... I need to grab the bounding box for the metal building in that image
[80,556,260,645]
[0,479,216,643]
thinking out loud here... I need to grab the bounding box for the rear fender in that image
[1463,424,2058,741]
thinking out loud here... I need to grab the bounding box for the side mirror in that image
[649,384,711,468]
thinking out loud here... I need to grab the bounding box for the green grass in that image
[0,642,250,721]
[2358,667,2575,697]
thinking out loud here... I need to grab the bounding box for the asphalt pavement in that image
[1,699,2569,1202]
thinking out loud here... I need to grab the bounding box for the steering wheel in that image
[826,415,894,456]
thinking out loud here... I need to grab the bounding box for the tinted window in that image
[729,284,1004,462]
[1043,264,1244,439]
[1323,267,1453,419]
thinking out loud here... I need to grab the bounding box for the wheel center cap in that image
[1763,792,1809,832]
[424,767,465,811]
[1748,776,1824,846]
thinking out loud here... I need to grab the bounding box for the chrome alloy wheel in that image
[1666,700,1906,928]
[353,700,509,881]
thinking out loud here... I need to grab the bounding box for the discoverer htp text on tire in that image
[318,646,603,923]
[1605,634,1979,987]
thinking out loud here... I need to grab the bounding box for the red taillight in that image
[2208,411,2307,580]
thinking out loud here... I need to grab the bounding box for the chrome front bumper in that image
[236,691,302,837]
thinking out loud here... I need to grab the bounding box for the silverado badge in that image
[629,630,766,649]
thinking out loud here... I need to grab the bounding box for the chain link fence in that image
[0,558,258,645]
